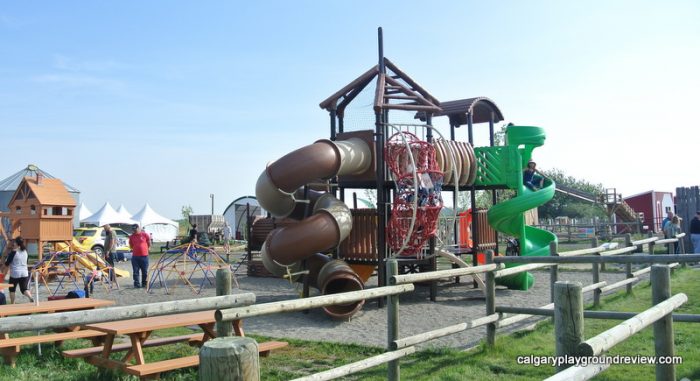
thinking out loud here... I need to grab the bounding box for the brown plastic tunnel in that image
[255,138,371,319]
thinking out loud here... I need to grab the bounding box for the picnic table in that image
[0,298,115,366]
[68,310,287,380]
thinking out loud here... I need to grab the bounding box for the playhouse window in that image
[15,206,21,214]
[52,206,62,215]
[30,205,36,215]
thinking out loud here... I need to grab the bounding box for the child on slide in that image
[523,160,545,191]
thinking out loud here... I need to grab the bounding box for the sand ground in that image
[23,252,653,351]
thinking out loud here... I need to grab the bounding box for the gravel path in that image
[37,259,649,350]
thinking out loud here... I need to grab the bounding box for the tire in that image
[92,245,104,256]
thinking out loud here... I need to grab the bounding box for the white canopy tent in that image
[81,202,136,226]
[115,204,133,222]
[132,203,178,242]
[77,202,93,223]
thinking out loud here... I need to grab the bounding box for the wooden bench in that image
[0,329,107,366]
[62,333,206,358]
[124,341,288,380]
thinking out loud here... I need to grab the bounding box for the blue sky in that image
[2,1,698,218]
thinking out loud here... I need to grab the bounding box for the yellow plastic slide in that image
[77,253,130,278]
[56,240,130,278]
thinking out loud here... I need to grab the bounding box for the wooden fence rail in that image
[0,293,256,332]
[545,265,690,381]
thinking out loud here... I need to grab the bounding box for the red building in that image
[623,191,674,233]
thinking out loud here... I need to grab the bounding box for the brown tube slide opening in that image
[318,260,365,319]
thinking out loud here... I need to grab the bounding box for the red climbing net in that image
[385,132,444,256]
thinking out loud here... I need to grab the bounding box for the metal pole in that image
[387,259,400,381]
[651,265,675,381]
[330,107,337,141]
[210,194,214,215]
[375,27,387,307]
[485,250,496,346]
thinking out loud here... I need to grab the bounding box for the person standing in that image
[129,224,151,288]
[4,237,33,304]
[661,211,675,237]
[103,224,117,282]
[663,215,682,254]
[222,222,232,255]
[189,223,199,243]
[690,211,700,254]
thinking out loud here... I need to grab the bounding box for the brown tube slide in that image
[256,137,371,319]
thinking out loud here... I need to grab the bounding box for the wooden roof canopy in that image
[9,176,76,207]
[415,97,504,126]
[319,58,441,117]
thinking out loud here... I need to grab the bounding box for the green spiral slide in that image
[486,126,557,290]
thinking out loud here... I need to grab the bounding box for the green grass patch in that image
[1,268,698,380]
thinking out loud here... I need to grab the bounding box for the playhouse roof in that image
[132,203,177,227]
[0,164,79,193]
[11,176,76,207]
[319,58,441,117]
[415,97,505,126]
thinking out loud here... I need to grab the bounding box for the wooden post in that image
[549,241,558,304]
[651,265,675,381]
[591,237,601,308]
[199,337,259,381]
[386,259,400,381]
[678,235,686,268]
[554,281,584,372]
[216,268,233,337]
[485,250,496,346]
[624,234,633,295]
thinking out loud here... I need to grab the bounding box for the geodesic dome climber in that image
[147,241,236,294]
[385,131,444,257]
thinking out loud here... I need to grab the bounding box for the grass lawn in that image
[1,268,698,380]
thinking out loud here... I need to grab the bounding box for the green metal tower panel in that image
[473,145,520,189]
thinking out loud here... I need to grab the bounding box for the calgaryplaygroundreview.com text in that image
[517,354,684,368]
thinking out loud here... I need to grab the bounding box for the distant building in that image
[623,191,673,233]
[222,196,266,240]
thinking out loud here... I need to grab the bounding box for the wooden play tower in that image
[0,173,76,259]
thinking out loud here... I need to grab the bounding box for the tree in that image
[179,205,194,235]
[181,205,193,220]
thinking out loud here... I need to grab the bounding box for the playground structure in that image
[0,174,76,260]
[147,241,237,294]
[252,28,558,318]
[30,246,123,296]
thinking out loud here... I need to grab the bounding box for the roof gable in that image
[319,58,440,117]
[10,177,76,207]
